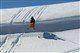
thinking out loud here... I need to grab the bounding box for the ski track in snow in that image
[0,1,80,23]
[0,1,80,53]
[0,29,80,53]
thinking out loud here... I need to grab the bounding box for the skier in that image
[29,16,35,30]
[42,32,58,39]
[38,32,65,41]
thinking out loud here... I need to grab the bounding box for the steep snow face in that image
[0,29,80,53]
[0,1,80,23]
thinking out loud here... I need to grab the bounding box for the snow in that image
[0,1,80,53]
[0,29,80,53]
[0,1,80,23]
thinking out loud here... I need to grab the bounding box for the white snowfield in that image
[0,1,80,53]
[0,1,80,23]
[0,29,80,53]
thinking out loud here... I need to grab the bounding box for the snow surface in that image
[0,29,80,53]
[0,1,80,23]
[0,1,80,53]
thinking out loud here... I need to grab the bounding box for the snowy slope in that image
[0,29,80,53]
[0,1,80,53]
[0,1,80,23]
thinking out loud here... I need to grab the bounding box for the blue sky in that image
[0,0,79,9]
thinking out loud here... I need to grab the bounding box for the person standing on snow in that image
[29,16,35,30]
